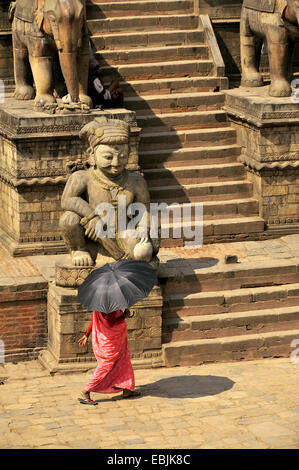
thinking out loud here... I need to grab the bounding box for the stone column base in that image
[38,282,164,374]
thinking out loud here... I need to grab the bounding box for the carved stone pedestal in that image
[0,98,140,256]
[38,271,164,374]
[224,87,299,235]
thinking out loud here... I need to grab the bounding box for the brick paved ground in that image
[0,246,41,279]
[0,357,298,449]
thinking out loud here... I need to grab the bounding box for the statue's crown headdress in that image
[79,117,130,149]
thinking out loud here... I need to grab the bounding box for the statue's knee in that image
[59,211,81,230]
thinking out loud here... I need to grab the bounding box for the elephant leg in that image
[29,55,56,106]
[241,35,263,87]
[12,21,34,100]
[78,35,93,107]
[240,8,263,87]
[267,39,292,97]
[13,47,35,100]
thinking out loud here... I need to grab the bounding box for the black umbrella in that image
[77,259,158,313]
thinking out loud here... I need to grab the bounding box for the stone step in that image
[163,306,299,343]
[163,283,299,317]
[159,216,265,248]
[98,59,214,81]
[97,44,210,65]
[91,29,205,51]
[142,201,259,244]
[121,77,228,97]
[137,110,229,132]
[143,162,245,186]
[139,127,235,152]
[153,198,259,219]
[139,144,242,167]
[87,15,199,35]
[162,329,299,366]
[149,180,252,202]
[158,257,299,295]
[87,0,193,19]
[125,91,224,115]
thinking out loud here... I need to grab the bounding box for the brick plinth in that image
[0,252,48,362]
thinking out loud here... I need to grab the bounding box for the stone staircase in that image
[87,0,265,247]
[86,1,299,367]
[159,253,299,366]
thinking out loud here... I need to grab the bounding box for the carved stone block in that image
[224,87,299,230]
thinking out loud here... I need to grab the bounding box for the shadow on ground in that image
[77,374,235,405]
[109,374,235,402]
[137,374,235,398]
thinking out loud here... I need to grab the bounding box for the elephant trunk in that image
[59,51,79,102]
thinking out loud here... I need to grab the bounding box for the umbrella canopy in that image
[77,259,158,313]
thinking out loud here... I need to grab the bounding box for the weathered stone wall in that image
[246,166,299,225]
[0,135,81,250]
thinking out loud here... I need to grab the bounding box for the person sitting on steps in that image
[88,58,124,109]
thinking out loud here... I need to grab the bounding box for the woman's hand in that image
[123,309,133,318]
[78,335,88,347]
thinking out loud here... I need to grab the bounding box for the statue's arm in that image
[61,171,93,218]
[133,174,151,206]
[133,174,152,234]
[133,174,160,253]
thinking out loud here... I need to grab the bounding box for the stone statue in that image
[59,117,160,267]
[11,0,91,110]
[240,0,299,96]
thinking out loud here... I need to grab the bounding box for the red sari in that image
[84,310,135,394]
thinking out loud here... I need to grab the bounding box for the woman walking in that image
[78,309,140,404]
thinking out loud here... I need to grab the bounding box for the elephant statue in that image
[240,0,299,97]
[11,0,92,109]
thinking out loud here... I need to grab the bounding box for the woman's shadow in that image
[137,374,235,398]
[110,374,235,401]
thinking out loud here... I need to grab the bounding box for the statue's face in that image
[94,143,129,178]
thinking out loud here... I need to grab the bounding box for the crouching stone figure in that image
[59,118,160,267]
